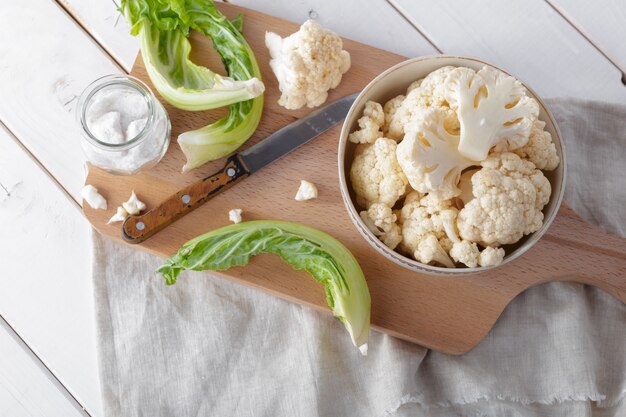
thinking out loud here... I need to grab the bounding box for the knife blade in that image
[122,92,359,243]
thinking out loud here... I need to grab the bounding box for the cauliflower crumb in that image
[479,247,505,267]
[348,101,384,144]
[121,191,146,215]
[266,20,351,110]
[457,152,551,246]
[450,240,480,268]
[295,180,318,201]
[228,208,243,224]
[108,206,128,224]
[81,185,107,210]
[350,138,408,208]
[359,203,402,249]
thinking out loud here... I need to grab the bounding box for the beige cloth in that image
[93,98,626,417]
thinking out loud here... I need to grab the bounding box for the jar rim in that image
[76,74,157,151]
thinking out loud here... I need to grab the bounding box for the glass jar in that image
[76,74,170,175]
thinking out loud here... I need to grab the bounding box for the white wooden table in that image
[0,1,624,415]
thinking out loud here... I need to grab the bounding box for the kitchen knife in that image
[122,93,359,243]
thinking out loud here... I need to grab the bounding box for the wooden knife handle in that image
[122,155,250,244]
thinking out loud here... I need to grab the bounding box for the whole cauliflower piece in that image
[387,66,457,140]
[445,66,539,161]
[399,192,458,267]
[457,152,551,246]
[349,101,384,144]
[350,138,408,208]
[359,203,402,249]
[266,20,351,110]
[396,108,475,199]
[512,120,560,171]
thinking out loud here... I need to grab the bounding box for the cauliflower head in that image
[512,120,560,171]
[445,66,539,161]
[396,108,476,199]
[387,66,457,140]
[399,192,459,266]
[359,203,402,249]
[350,138,408,208]
[457,152,551,246]
[349,101,384,144]
[266,20,351,110]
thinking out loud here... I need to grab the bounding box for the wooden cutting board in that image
[83,3,626,354]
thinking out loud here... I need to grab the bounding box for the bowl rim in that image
[338,55,567,275]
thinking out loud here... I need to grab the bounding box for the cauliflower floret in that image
[359,203,402,249]
[396,108,476,199]
[81,185,107,210]
[399,192,459,264]
[382,95,405,138]
[450,240,480,268]
[295,180,318,201]
[349,101,384,144]
[265,20,351,110]
[387,66,457,139]
[350,138,408,208]
[512,120,560,171]
[416,234,455,268]
[122,191,146,215]
[445,66,539,161]
[479,247,505,267]
[457,152,551,246]
[108,206,128,224]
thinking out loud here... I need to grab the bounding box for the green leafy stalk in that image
[121,0,265,171]
[158,221,371,351]
[177,0,264,172]
[121,0,263,111]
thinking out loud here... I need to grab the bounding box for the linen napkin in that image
[92,98,626,417]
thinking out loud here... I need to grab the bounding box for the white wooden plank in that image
[549,0,626,76]
[58,0,139,71]
[390,0,626,103]
[0,316,86,417]
[59,0,438,73]
[0,0,123,202]
[0,127,102,416]
[229,0,438,57]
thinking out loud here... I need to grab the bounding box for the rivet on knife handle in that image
[122,155,250,244]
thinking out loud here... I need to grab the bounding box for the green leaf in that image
[158,221,371,350]
[230,14,244,33]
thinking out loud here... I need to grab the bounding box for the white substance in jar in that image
[77,75,170,175]
[86,88,149,141]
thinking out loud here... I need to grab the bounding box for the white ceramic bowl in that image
[338,56,567,275]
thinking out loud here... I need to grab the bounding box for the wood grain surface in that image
[83,3,626,354]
